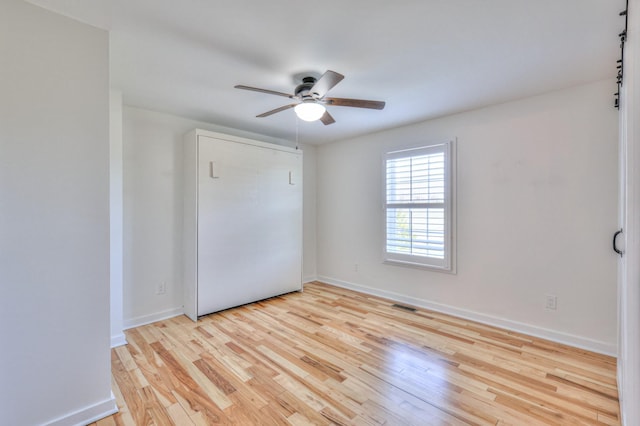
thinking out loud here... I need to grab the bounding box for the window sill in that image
[383,259,456,274]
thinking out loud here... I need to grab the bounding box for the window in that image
[384,141,455,271]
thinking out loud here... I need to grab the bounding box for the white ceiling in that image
[28,0,624,144]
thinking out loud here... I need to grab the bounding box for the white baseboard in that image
[46,393,117,426]
[110,333,127,348]
[317,276,616,357]
[303,275,318,284]
[123,307,184,330]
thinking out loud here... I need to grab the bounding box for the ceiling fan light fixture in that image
[235,70,384,126]
[294,102,325,122]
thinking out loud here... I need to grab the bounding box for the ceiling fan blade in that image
[310,70,345,98]
[256,104,296,118]
[320,111,336,125]
[324,97,386,110]
[235,85,295,99]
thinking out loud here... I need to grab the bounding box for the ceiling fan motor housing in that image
[295,76,318,100]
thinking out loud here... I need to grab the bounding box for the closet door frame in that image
[183,129,303,321]
[618,1,640,423]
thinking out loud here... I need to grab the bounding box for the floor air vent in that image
[392,303,417,312]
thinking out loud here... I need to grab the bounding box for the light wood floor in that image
[93,282,620,425]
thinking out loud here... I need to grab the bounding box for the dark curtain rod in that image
[615,0,629,109]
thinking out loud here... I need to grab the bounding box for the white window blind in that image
[384,142,454,271]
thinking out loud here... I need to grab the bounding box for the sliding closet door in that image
[196,135,302,316]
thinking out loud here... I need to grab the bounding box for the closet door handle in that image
[209,161,219,179]
[613,229,624,257]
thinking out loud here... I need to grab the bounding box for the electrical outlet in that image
[157,281,167,295]
[545,294,557,310]
[354,263,359,272]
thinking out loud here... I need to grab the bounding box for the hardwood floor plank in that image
[166,402,195,425]
[151,341,230,422]
[139,386,173,426]
[92,282,619,425]
[111,349,153,426]
[257,403,291,426]
[277,390,333,426]
[193,358,237,395]
[126,331,178,408]
[95,415,117,426]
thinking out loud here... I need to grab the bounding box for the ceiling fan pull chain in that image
[295,115,299,150]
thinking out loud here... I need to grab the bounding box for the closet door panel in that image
[255,148,302,297]
[196,136,301,316]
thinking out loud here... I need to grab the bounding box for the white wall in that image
[0,1,114,425]
[110,90,126,347]
[317,79,619,354]
[122,107,317,327]
[303,143,318,283]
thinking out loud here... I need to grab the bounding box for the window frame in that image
[382,140,456,273]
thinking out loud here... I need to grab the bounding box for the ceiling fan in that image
[234,70,385,125]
